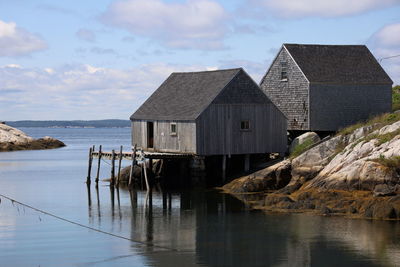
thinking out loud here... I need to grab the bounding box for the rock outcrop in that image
[289,132,321,154]
[223,114,400,220]
[0,124,65,152]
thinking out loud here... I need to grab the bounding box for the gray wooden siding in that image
[260,47,310,130]
[310,84,392,131]
[196,104,287,155]
[132,120,196,153]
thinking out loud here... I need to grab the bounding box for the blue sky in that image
[0,0,399,120]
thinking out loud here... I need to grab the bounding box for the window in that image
[170,123,177,135]
[280,62,288,81]
[240,120,250,131]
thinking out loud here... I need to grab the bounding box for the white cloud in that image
[101,0,229,50]
[373,23,400,47]
[250,0,400,18]
[369,22,400,85]
[0,63,208,120]
[0,20,47,57]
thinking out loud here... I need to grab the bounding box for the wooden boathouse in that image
[130,68,287,183]
[260,44,393,134]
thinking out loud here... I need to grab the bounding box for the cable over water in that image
[0,193,181,252]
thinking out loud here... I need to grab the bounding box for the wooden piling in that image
[86,147,93,184]
[143,162,150,192]
[244,154,250,172]
[116,145,123,186]
[222,155,226,182]
[110,149,116,186]
[95,145,102,184]
[129,145,137,187]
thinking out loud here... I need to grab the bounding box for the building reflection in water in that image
[86,186,400,267]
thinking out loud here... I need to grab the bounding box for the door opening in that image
[147,121,154,149]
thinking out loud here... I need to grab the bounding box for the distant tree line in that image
[5,119,131,128]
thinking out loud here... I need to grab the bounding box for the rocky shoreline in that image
[223,112,400,220]
[0,123,65,152]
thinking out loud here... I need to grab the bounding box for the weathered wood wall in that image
[260,47,310,131]
[132,120,196,153]
[196,103,287,155]
[310,84,392,131]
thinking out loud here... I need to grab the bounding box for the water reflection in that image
[2,128,400,267]
[84,187,400,267]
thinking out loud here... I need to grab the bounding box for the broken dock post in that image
[128,145,137,188]
[95,145,102,185]
[116,145,123,186]
[86,147,93,185]
[110,149,116,186]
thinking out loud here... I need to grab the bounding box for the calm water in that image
[1,128,400,267]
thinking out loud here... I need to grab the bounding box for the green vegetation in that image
[290,138,315,158]
[337,112,400,137]
[393,85,400,111]
[370,155,400,169]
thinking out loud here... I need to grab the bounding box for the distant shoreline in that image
[4,119,131,128]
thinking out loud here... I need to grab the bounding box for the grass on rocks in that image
[370,155,400,169]
[290,138,314,159]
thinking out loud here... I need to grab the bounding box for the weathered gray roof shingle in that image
[284,44,393,84]
[131,68,242,121]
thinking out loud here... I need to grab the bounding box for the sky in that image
[0,0,399,121]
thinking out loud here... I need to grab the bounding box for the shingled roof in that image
[131,68,263,121]
[283,44,393,84]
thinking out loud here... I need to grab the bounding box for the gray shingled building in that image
[130,68,287,156]
[260,44,393,133]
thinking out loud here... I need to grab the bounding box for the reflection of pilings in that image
[110,186,115,220]
[87,183,92,207]
[95,186,101,220]
[129,189,137,210]
[146,189,154,244]
[87,183,92,221]
[116,186,122,220]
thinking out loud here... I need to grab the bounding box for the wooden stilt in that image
[110,149,116,186]
[222,155,226,182]
[129,145,137,188]
[143,162,150,192]
[244,154,250,172]
[95,145,102,184]
[116,145,123,186]
[86,147,93,185]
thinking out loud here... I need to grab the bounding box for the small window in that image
[240,120,250,131]
[170,123,177,135]
[280,62,288,81]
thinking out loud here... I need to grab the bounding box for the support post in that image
[110,149,116,186]
[143,162,150,192]
[149,159,153,173]
[95,145,102,184]
[86,147,93,185]
[244,154,250,172]
[116,145,123,186]
[129,145,137,188]
[222,155,226,182]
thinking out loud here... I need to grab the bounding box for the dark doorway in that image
[147,121,154,148]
